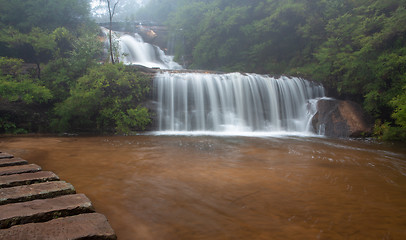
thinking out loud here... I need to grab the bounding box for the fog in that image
[91,0,150,21]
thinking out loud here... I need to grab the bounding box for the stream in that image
[1,135,405,239]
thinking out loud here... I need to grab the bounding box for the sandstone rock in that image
[0,194,94,229]
[0,181,75,205]
[0,213,117,240]
[312,99,372,138]
[0,157,28,167]
[0,164,41,176]
[0,153,14,159]
[0,171,59,188]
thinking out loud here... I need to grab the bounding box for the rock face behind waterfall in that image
[312,99,372,138]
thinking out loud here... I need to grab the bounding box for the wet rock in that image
[0,153,14,159]
[0,157,28,167]
[0,181,75,205]
[0,194,94,229]
[0,164,41,176]
[312,99,372,138]
[0,213,117,240]
[0,171,59,188]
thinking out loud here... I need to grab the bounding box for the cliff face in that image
[312,99,372,138]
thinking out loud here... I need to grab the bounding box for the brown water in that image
[1,135,405,240]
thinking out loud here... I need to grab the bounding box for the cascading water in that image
[101,27,182,69]
[118,34,182,69]
[101,27,326,135]
[154,72,325,135]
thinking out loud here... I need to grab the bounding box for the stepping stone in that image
[0,194,95,229]
[0,213,117,240]
[0,181,75,205]
[0,171,59,188]
[0,157,28,167]
[0,164,41,176]
[0,153,13,159]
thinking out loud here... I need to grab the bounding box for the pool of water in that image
[1,135,405,239]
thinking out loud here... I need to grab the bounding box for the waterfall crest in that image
[154,72,325,135]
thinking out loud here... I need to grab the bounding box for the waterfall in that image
[154,72,325,135]
[101,27,326,136]
[101,27,183,69]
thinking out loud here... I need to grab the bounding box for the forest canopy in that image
[0,0,152,134]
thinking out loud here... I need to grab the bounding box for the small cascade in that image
[101,27,182,69]
[154,72,325,135]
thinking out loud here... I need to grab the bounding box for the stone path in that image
[0,151,117,239]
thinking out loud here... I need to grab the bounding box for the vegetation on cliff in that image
[0,0,152,134]
[139,0,406,140]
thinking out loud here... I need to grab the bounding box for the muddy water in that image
[0,136,405,240]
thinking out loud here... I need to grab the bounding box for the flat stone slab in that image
[0,181,75,205]
[0,194,94,229]
[0,164,41,176]
[0,213,117,240]
[0,153,13,159]
[0,171,59,188]
[0,157,28,167]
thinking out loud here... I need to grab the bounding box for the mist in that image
[91,0,150,22]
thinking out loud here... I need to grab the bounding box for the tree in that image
[0,0,91,33]
[99,0,120,64]
[0,27,59,78]
[0,57,52,104]
[52,63,152,133]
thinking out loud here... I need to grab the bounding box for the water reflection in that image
[0,136,405,239]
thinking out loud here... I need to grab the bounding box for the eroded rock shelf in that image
[0,151,117,240]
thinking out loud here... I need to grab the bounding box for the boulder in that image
[312,99,372,138]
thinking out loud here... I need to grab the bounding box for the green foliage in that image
[391,85,406,128]
[0,0,91,33]
[0,0,95,73]
[0,115,28,134]
[373,120,406,141]
[0,0,102,134]
[110,107,151,134]
[0,27,57,69]
[0,57,52,104]
[52,64,152,134]
[41,29,104,101]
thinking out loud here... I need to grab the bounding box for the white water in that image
[101,27,182,69]
[154,72,325,135]
[118,34,182,69]
[102,27,326,136]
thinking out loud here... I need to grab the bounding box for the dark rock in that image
[0,194,94,229]
[0,171,60,188]
[0,181,75,205]
[0,213,117,240]
[312,99,372,138]
[0,157,28,167]
[0,164,41,176]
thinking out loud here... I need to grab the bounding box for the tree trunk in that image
[109,21,115,64]
[36,62,41,79]
[106,0,119,64]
